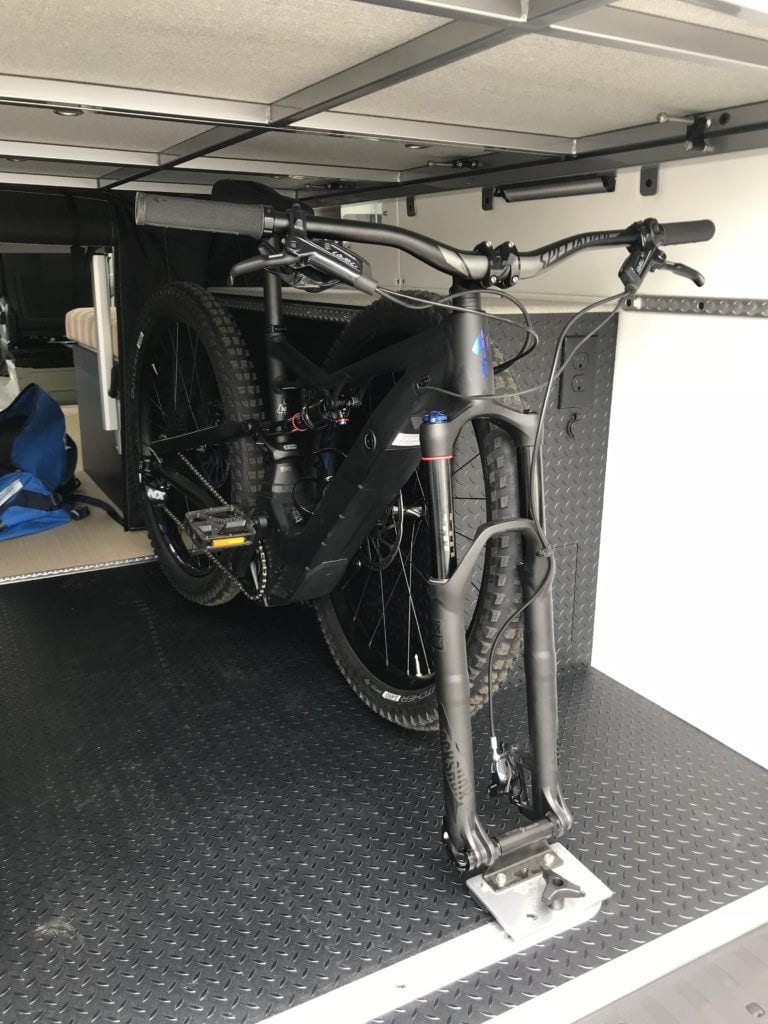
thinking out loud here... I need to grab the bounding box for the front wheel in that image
[316,298,524,731]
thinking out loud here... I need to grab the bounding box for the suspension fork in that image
[422,288,571,873]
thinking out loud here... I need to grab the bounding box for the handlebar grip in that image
[134,193,267,238]
[656,219,715,245]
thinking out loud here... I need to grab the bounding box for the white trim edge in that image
[264,882,768,1024]
[494,883,768,1024]
[265,921,515,1024]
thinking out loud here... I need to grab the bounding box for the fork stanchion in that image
[518,445,573,833]
[421,410,496,871]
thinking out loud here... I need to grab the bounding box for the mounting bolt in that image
[657,112,696,126]
[542,853,556,869]
[496,872,508,887]
[363,431,377,451]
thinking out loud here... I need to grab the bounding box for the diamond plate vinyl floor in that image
[0,563,767,1024]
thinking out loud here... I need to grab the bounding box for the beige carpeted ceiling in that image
[216,129,486,171]
[0,157,116,177]
[0,105,208,151]
[0,0,767,189]
[340,31,768,136]
[0,0,444,103]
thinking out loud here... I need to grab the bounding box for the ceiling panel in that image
[0,0,445,104]
[140,168,323,186]
[611,0,768,42]
[129,167,333,195]
[339,31,768,135]
[214,128,486,171]
[0,157,115,177]
[0,105,208,151]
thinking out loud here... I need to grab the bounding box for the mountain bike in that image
[131,189,713,883]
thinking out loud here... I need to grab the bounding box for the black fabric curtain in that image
[0,183,262,525]
[0,185,261,352]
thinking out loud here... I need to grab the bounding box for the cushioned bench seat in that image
[65,307,119,357]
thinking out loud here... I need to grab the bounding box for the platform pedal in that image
[183,506,257,554]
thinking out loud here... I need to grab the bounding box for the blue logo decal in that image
[472,329,489,378]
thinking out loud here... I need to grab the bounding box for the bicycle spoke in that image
[330,368,488,695]
[398,546,431,676]
[352,570,372,622]
[172,326,180,411]
[379,571,389,666]
[366,564,401,651]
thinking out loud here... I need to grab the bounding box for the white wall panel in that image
[383,149,768,765]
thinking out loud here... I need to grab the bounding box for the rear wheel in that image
[129,282,265,605]
[316,298,524,730]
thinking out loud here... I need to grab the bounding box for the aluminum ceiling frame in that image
[101,0,608,189]
[0,0,766,199]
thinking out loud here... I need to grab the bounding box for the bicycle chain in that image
[160,453,268,602]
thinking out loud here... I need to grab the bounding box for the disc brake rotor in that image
[358,491,405,572]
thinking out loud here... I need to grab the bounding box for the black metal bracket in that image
[685,114,713,154]
[640,164,658,196]
[406,195,416,218]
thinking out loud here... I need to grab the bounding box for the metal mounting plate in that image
[623,293,768,318]
[467,842,613,944]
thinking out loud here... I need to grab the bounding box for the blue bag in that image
[0,383,79,541]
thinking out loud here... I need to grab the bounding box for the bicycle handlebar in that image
[135,192,714,285]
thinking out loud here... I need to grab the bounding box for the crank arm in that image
[153,462,217,507]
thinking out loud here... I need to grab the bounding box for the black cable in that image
[291,446,348,517]
[487,553,556,743]
[375,286,540,355]
[527,291,629,542]
[423,324,616,404]
[489,291,538,372]
[486,290,630,758]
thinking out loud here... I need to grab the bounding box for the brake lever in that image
[620,242,705,292]
[227,251,300,285]
[660,260,705,288]
[284,234,379,294]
